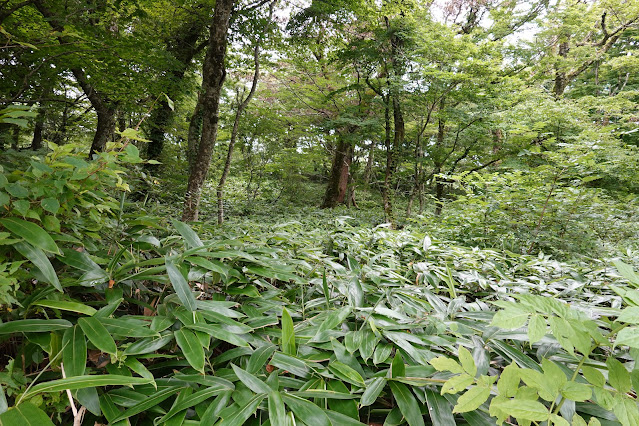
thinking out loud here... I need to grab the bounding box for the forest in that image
[1,0,639,424]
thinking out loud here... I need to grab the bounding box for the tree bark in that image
[382,102,395,228]
[321,137,353,208]
[30,105,45,150]
[182,0,235,221]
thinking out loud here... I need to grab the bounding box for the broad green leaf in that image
[171,219,203,249]
[613,260,639,287]
[361,377,386,406]
[124,334,173,355]
[458,346,476,377]
[489,399,549,422]
[0,402,54,426]
[14,242,61,291]
[33,300,97,316]
[78,317,117,354]
[452,386,490,413]
[25,375,152,398]
[186,323,249,347]
[124,358,154,383]
[166,258,197,311]
[0,218,59,254]
[217,394,265,426]
[560,382,592,402]
[615,327,639,349]
[269,352,310,378]
[231,364,271,394]
[175,328,205,373]
[40,198,60,214]
[101,318,158,338]
[329,361,365,386]
[282,394,331,426]
[159,385,229,423]
[430,357,464,374]
[581,366,605,388]
[268,392,287,426]
[606,358,631,393]
[62,325,86,377]
[389,381,425,426]
[247,344,276,374]
[491,307,529,329]
[441,373,474,395]
[0,319,71,334]
[424,389,455,426]
[291,389,358,399]
[617,307,639,323]
[391,352,405,378]
[111,386,183,423]
[527,314,547,344]
[281,307,296,355]
[496,363,520,398]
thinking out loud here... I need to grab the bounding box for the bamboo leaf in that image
[78,317,117,354]
[166,258,197,311]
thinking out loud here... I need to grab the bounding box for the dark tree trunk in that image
[363,140,374,185]
[90,104,116,155]
[33,2,116,156]
[434,118,446,216]
[147,101,172,160]
[182,0,235,221]
[321,137,353,208]
[31,106,45,150]
[11,126,19,150]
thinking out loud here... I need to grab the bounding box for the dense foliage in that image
[2,0,639,424]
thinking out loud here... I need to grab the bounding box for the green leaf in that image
[33,300,97,316]
[616,307,639,323]
[424,389,455,426]
[281,307,296,355]
[391,352,406,378]
[430,357,464,374]
[458,346,476,377]
[282,394,331,426]
[159,385,230,423]
[231,364,271,394]
[527,314,547,344]
[441,373,474,395]
[40,198,60,214]
[0,403,55,426]
[0,218,59,254]
[613,259,639,287]
[329,361,365,387]
[453,386,490,413]
[0,319,71,334]
[166,258,197,311]
[615,327,639,348]
[24,375,152,398]
[171,219,203,249]
[217,394,265,426]
[164,93,175,111]
[111,386,182,423]
[123,358,154,382]
[560,381,592,402]
[62,326,86,377]
[175,328,205,373]
[361,377,386,407]
[606,358,631,393]
[14,242,61,291]
[186,323,249,347]
[4,183,28,198]
[389,381,425,426]
[489,399,549,422]
[247,344,276,374]
[491,307,529,329]
[581,366,605,388]
[78,317,117,354]
[269,352,310,378]
[123,334,174,355]
[496,363,520,398]
[268,392,287,426]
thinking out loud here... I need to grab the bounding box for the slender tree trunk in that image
[217,17,267,224]
[182,0,235,221]
[363,140,374,185]
[11,126,19,150]
[147,101,172,160]
[90,104,116,155]
[434,118,446,216]
[553,40,570,98]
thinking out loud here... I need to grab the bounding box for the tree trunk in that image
[553,40,570,98]
[363,140,374,185]
[11,126,19,150]
[321,137,353,208]
[31,106,45,150]
[182,0,235,222]
[90,104,116,155]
